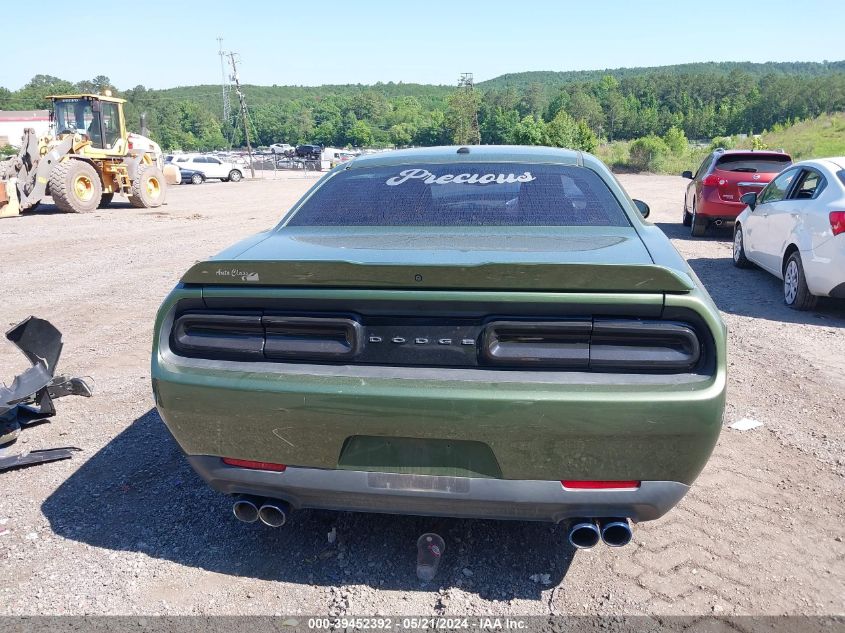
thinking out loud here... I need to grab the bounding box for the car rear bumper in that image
[698,191,745,220]
[187,455,690,523]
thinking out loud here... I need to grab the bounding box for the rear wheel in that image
[129,165,166,208]
[98,193,114,208]
[783,252,817,311]
[49,160,102,213]
[228,169,243,182]
[732,225,751,268]
[690,201,707,237]
[191,172,203,185]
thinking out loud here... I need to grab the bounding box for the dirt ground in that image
[0,171,843,617]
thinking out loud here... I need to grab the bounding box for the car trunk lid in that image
[181,226,694,293]
[712,153,792,202]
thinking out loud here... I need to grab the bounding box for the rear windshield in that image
[287,163,630,227]
[715,154,791,173]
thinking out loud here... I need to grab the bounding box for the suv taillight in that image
[830,211,845,236]
[701,174,721,187]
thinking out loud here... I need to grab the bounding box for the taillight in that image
[222,458,287,472]
[701,174,721,187]
[561,480,641,490]
[830,211,845,236]
[263,316,361,361]
[481,320,591,368]
[170,312,361,362]
[481,319,700,372]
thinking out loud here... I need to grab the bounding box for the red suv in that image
[682,149,792,236]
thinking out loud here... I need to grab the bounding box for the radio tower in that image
[217,36,231,124]
[458,73,481,145]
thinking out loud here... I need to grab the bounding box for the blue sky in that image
[4,0,844,90]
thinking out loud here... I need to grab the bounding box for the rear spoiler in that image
[181,260,695,293]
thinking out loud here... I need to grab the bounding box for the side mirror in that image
[681,170,693,179]
[633,199,650,218]
[740,192,757,210]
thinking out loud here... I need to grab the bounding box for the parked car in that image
[295,144,322,159]
[178,167,206,185]
[269,143,294,155]
[732,157,845,310]
[152,146,726,549]
[682,149,792,236]
[170,154,243,182]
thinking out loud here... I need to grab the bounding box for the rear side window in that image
[715,154,791,173]
[287,163,630,227]
[758,167,799,204]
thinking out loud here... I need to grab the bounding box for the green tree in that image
[511,115,547,145]
[574,120,598,152]
[663,126,687,155]
[348,119,374,147]
[629,135,670,171]
[545,110,577,148]
[445,84,481,145]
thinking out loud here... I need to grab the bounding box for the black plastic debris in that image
[0,317,91,471]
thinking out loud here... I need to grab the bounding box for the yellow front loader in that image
[0,93,166,217]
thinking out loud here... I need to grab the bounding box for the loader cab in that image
[49,94,127,154]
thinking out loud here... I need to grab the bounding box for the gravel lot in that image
[1,171,843,617]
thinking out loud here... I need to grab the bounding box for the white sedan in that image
[732,157,845,309]
[170,154,244,182]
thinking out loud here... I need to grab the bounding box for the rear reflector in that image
[222,458,287,472]
[561,480,640,490]
[830,211,845,236]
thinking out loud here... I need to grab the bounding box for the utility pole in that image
[217,37,231,125]
[227,51,255,178]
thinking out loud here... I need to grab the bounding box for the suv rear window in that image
[714,154,791,173]
[287,163,630,227]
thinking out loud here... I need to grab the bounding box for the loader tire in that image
[49,160,102,213]
[129,165,166,208]
[99,193,114,208]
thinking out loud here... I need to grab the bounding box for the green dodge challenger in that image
[152,146,726,549]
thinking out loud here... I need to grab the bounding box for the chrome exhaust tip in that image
[600,517,633,547]
[232,497,260,523]
[258,502,289,528]
[568,519,601,549]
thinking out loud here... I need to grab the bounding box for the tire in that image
[98,193,114,208]
[682,201,692,226]
[228,169,243,182]
[732,224,752,268]
[191,173,203,185]
[690,201,707,237]
[783,252,817,311]
[49,160,102,213]
[129,164,166,209]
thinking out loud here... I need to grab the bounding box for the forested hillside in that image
[1,61,844,158]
